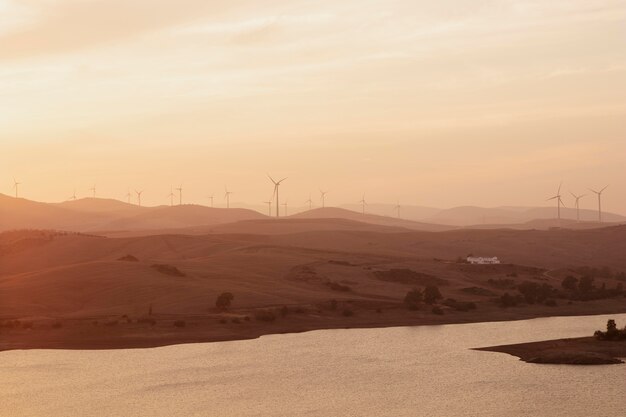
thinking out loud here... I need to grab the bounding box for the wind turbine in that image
[136,190,144,207]
[570,192,586,222]
[176,185,183,206]
[264,200,272,216]
[69,189,77,201]
[547,182,565,221]
[282,201,288,217]
[395,201,401,219]
[589,185,608,223]
[305,194,313,210]
[359,194,367,215]
[224,187,233,209]
[12,178,21,198]
[268,175,287,218]
[208,195,214,208]
[89,185,96,198]
[320,189,328,208]
[167,187,176,207]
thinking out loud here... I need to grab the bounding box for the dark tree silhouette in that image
[424,286,443,304]
[216,292,234,310]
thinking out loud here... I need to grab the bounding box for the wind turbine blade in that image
[547,196,558,201]
[601,185,609,193]
[557,181,562,194]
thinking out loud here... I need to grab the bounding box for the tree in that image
[404,289,423,310]
[216,292,234,310]
[578,276,595,294]
[607,319,618,334]
[561,276,578,291]
[423,286,443,304]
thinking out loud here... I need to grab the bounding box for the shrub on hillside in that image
[215,292,234,310]
[118,254,139,262]
[151,264,186,277]
[254,310,276,322]
[424,286,443,304]
[404,289,423,310]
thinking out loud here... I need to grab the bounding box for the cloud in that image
[0,0,240,60]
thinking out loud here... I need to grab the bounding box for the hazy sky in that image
[1,0,625,212]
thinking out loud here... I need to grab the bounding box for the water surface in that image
[2,314,625,416]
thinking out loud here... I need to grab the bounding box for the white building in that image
[467,256,501,265]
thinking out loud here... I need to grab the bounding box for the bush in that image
[118,254,139,262]
[151,264,186,277]
[424,286,443,304]
[330,299,338,310]
[545,299,558,307]
[137,317,156,326]
[51,322,63,329]
[219,318,228,324]
[254,310,276,322]
[216,292,234,310]
[280,306,289,317]
[431,306,444,315]
[497,292,520,308]
[561,276,578,291]
[231,318,241,324]
[404,288,423,310]
[173,320,186,328]
[594,319,626,340]
[342,309,354,317]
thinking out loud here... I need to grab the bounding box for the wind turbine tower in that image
[90,185,96,198]
[208,195,214,208]
[126,190,131,204]
[167,187,175,207]
[12,178,21,198]
[282,201,288,217]
[320,190,328,208]
[589,185,608,223]
[547,182,565,221]
[305,195,313,210]
[570,192,586,222]
[176,185,183,206]
[359,194,367,215]
[395,201,401,219]
[224,187,233,209]
[136,190,144,207]
[264,201,272,216]
[268,175,287,218]
[70,189,77,201]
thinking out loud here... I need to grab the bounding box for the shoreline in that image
[2,300,626,353]
[477,337,626,365]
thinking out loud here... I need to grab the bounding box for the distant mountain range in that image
[1,194,623,234]
[340,203,626,226]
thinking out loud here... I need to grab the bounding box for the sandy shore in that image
[2,299,626,353]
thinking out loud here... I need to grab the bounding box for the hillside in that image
[289,207,454,232]
[428,205,626,226]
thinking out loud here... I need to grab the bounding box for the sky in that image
[1,0,625,212]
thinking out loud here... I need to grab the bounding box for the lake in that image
[2,313,625,416]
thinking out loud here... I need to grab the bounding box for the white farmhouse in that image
[467,256,501,265]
